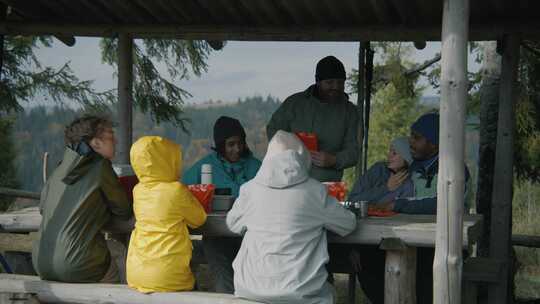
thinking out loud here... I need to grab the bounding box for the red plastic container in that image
[323,182,347,202]
[188,184,216,213]
[295,132,319,152]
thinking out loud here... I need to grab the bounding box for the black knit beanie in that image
[213,116,246,147]
[315,56,346,82]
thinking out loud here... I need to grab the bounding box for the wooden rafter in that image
[121,1,161,24]
[390,0,417,25]
[369,0,394,24]
[1,21,539,41]
[134,0,175,24]
[239,0,271,27]
[258,0,290,26]
[278,0,310,26]
[78,0,116,23]
[317,0,344,26]
[216,0,248,26]
[343,0,364,22]
[98,1,135,24]
[161,0,194,24]
[300,0,331,25]
[194,0,226,25]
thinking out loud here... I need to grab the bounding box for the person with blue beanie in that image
[372,112,469,304]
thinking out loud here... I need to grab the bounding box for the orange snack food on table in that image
[367,206,397,217]
[295,132,319,152]
[323,182,347,202]
[188,184,216,213]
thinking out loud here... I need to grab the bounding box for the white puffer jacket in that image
[226,131,356,304]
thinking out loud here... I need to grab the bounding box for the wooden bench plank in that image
[0,233,36,252]
[0,274,262,304]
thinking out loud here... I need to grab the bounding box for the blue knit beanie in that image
[411,113,439,145]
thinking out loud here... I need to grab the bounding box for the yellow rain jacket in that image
[127,136,207,293]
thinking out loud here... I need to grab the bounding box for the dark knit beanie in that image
[315,56,346,82]
[411,113,440,145]
[213,116,246,147]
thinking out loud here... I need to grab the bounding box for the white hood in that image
[254,130,311,188]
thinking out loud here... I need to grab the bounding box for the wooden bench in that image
[0,208,485,304]
[0,274,262,304]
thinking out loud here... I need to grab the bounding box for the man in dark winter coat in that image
[266,56,359,182]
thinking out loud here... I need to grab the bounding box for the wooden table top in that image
[0,207,482,248]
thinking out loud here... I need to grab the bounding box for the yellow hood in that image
[130,136,182,183]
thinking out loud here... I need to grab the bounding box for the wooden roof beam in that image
[216,0,249,25]
[318,0,345,26]
[194,0,227,25]
[278,0,311,26]
[239,0,272,27]
[390,0,418,25]
[2,2,76,47]
[116,1,159,24]
[98,1,136,24]
[301,0,332,25]
[258,1,290,26]
[344,0,364,22]
[142,0,192,24]
[78,0,116,23]
[1,21,537,41]
[369,0,394,24]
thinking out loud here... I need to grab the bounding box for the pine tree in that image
[0,116,19,210]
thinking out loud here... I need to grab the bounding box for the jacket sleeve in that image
[347,162,388,203]
[393,164,471,215]
[266,99,294,141]
[334,104,359,170]
[100,161,132,220]
[182,161,201,185]
[322,195,357,236]
[226,185,250,235]
[177,184,207,228]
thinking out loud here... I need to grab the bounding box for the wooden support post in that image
[117,34,133,165]
[435,1,470,304]
[381,238,417,304]
[476,41,502,258]
[0,3,5,79]
[356,41,365,178]
[362,43,374,174]
[488,34,520,304]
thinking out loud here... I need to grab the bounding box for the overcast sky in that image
[33,38,479,106]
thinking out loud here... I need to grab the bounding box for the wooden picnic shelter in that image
[1,0,539,303]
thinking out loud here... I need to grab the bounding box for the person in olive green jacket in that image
[266,56,359,182]
[32,115,132,283]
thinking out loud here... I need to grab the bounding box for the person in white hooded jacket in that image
[226,130,357,304]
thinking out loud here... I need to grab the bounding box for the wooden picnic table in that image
[0,207,483,304]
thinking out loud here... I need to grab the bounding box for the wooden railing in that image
[0,187,40,200]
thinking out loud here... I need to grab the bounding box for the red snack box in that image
[295,132,319,152]
[188,184,216,213]
[323,182,347,202]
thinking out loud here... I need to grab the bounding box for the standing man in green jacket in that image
[32,115,132,283]
[266,55,359,182]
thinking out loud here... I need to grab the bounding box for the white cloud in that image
[33,39,480,105]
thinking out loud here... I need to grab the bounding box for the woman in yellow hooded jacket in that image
[127,136,207,292]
